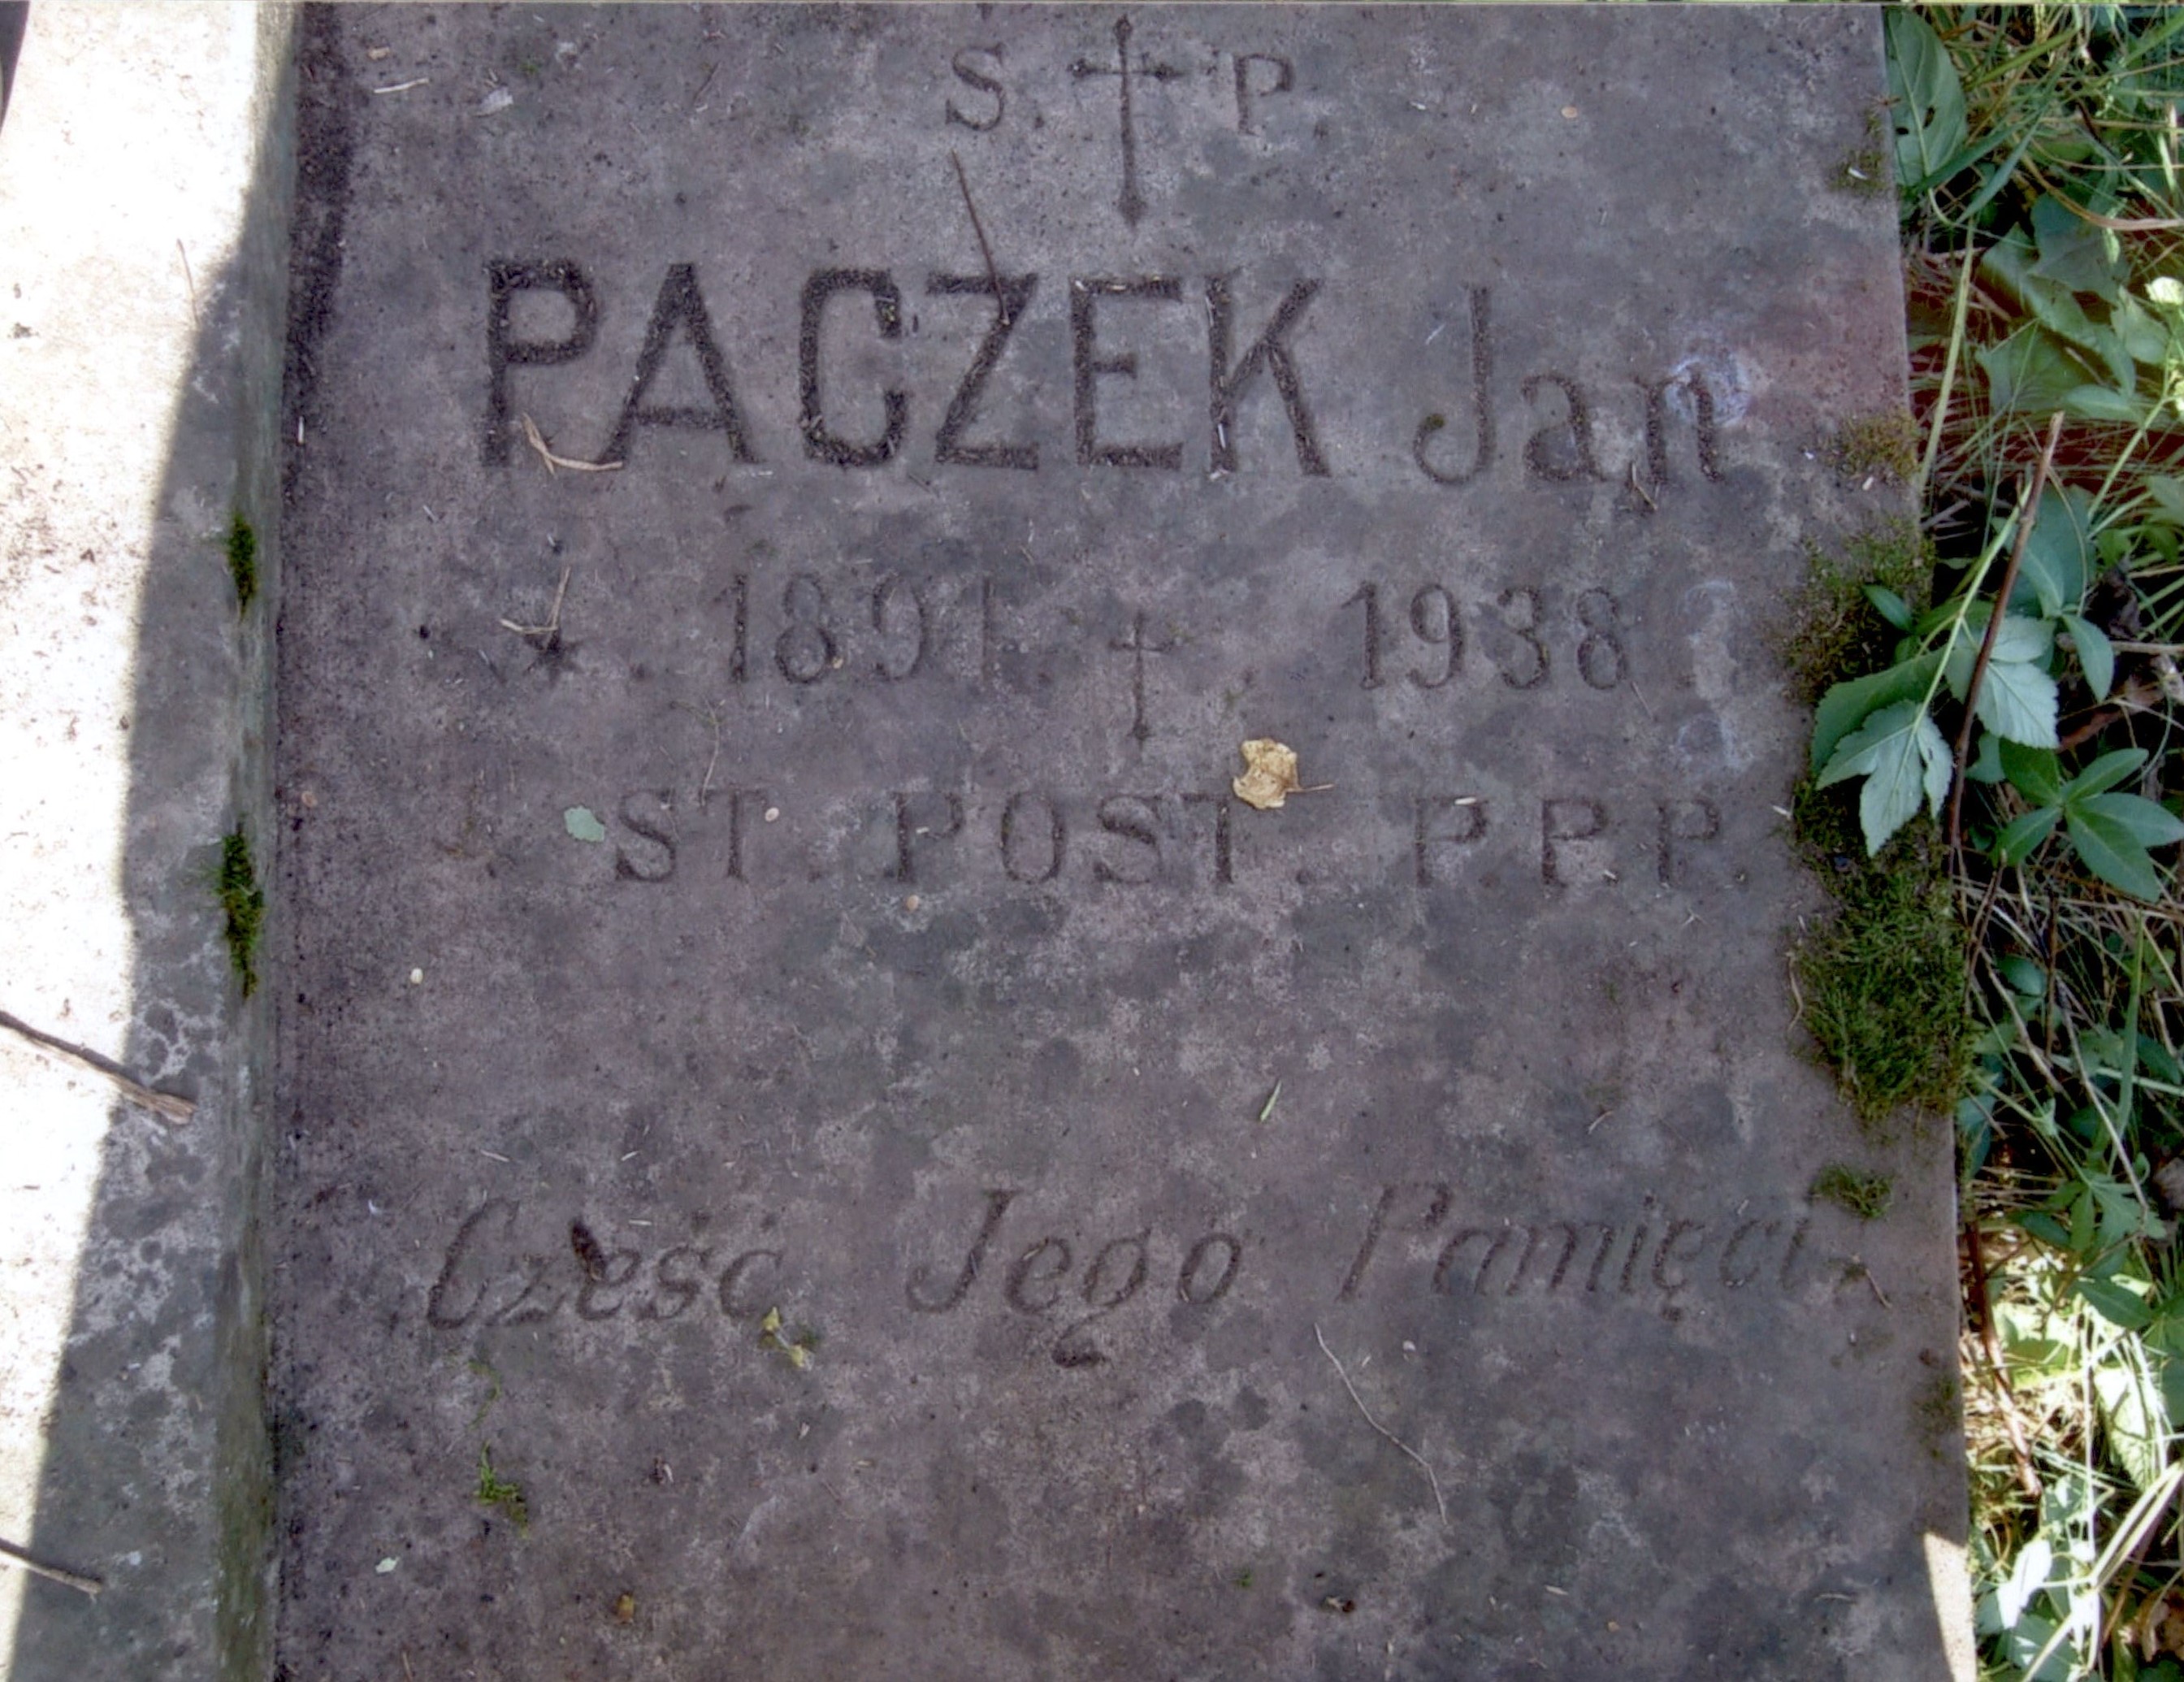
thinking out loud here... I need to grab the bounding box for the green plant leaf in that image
[2013,488,2095,618]
[1959,124,2038,225]
[2069,1181,2096,1251]
[2065,799,2173,901]
[2092,1337,2170,1490]
[1941,615,2057,745]
[1967,729,2005,784]
[1957,1095,1994,1177]
[1989,1609,2078,1681]
[1978,324,2086,417]
[1863,583,1913,631]
[2147,475,2184,527]
[2000,739,2063,805]
[1996,804,2062,865]
[2113,291,2171,366]
[2078,1273,2155,1332]
[1816,700,1950,855]
[2063,383,2153,424]
[1974,657,2060,748]
[1984,231,2133,387]
[2079,1025,2134,1086]
[1997,955,2047,996]
[2077,791,2184,848]
[1809,652,1944,773]
[2059,613,2114,701]
[2065,747,2147,800]
[1885,9,1968,190]
[1944,613,2054,694]
[2030,193,2124,300]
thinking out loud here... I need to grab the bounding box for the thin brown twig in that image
[1964,1219,2043,1501]
[949,150,1009,326]
[0,1008,193,1125]
[0,1536,104,1597]
[1961,865,2008,1003]
[2059,683,2169,752]
[1948,411,2067,859]
[1312,1324,1446,1524]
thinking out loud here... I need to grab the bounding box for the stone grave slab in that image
[272,7,1968,1677]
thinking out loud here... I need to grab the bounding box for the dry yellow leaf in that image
[1233,739,1302,810]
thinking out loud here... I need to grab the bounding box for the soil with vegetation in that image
[1807,11,2184,1678]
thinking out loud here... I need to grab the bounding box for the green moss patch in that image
[226,511,258,614]
[1777,520,1932,708]
[1828,411,1920,485]
[218,827,265,997]
[475,1446,530,1531]
[1791,784,1973,1129]
[1831,110,1889,198]
[1812,1161,1895,1220]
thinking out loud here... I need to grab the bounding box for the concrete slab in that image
[272,8,1970,1678]
[0,5,292,1679]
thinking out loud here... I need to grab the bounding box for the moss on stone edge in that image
[219,827,265,996]
[226,511,258,614]
[1832,111,1890,199]
[1829,410,1921,486]
[1779,519,1974,1129]
[1775,518,1931,709]
[1791,782,1974,1132]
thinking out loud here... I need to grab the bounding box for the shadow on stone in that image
[0,5,26,129]
[4,10,293,1680]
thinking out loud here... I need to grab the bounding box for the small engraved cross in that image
[1068,15,1183,228]
[1109,609,1175,745]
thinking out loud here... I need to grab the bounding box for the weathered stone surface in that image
[273,8,1968,1678]
[1,8,290,1678]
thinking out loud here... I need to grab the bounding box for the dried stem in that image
[1312,1324,1447,1524]
[0,1537,104,1597]
[519,413,621,475]
[0,1008,193,1125]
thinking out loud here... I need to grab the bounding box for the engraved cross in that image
[1068,15,1183,228]
[1109,609,1175,745]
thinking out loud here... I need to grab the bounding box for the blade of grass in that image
[1922,237,1981,497]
